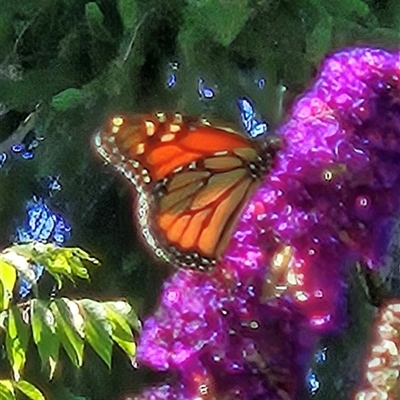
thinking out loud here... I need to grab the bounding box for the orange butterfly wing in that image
[94,112,280,268]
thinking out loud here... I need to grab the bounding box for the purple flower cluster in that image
[132,48,400,399]
[222,47,400,332]
[135,269,314,399]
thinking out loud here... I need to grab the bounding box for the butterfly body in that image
[94,112,281,269]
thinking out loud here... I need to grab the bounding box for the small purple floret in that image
[137,270,226,370]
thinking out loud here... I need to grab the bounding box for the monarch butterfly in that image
[94,112,282,269]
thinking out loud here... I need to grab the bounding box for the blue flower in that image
[197,78,215,99]
[237,97,268,138]
[256,78,265,89]
[10,129,44,161]
[15,196,71,297]
[16,197,71,244]
[0,152,7,168]
[306,369,320,395]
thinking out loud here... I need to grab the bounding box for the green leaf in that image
[104,302,136,360]
[105,301,140,331]
[85,2,104,27]
[79,299,113,368]
[15,380,45,400]
[10,243,99,288]
[0,248,38,298]
[51,88,84,112]
[68,255,90,280]
[0,259,17,311]
[0,380,15,400]
[32,250,71,289]
[51,299,84,368]
[46,253,73,278]
[69,247,100,265]
[44,246,98,280]
[6,306,29,381]
[31,300,59,379]
[0,282,4,314]
[324,0,369,18]
[85,2,110,41]
[117,0,137,30]
[183,0,252,47]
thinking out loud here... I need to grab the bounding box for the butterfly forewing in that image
[94,112,280,269]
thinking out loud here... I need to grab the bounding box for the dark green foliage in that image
[117,0,137,31]
[309,269,376,400]
[51,88,85,112]
[182,0,252,48]
[0,0,400,399]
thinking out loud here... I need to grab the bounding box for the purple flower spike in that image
[136,268,316,399]
[134,47,400,399]
[129,384,185,400]
[137,269,227,371]
[220,47,400,331]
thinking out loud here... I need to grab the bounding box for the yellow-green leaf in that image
[105,301,140,331]
[44,247,98,283]
[15,380,45,400]
[50,254,73,276]
[0,258,18,310]
[51,299,84,368]
[68,255,89,280]
[31,299,59,379]
[0,379,15,400]
[11,243,99,283]
[6,306,29,381]
[0,281,4,313]
[79,299,113,368]
[70,247,100,267]
[104,302,136,360]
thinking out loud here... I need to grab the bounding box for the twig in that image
[13,11,41,54]
[121,9,155,65]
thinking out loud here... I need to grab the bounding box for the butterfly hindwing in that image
[150,152,259,268]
